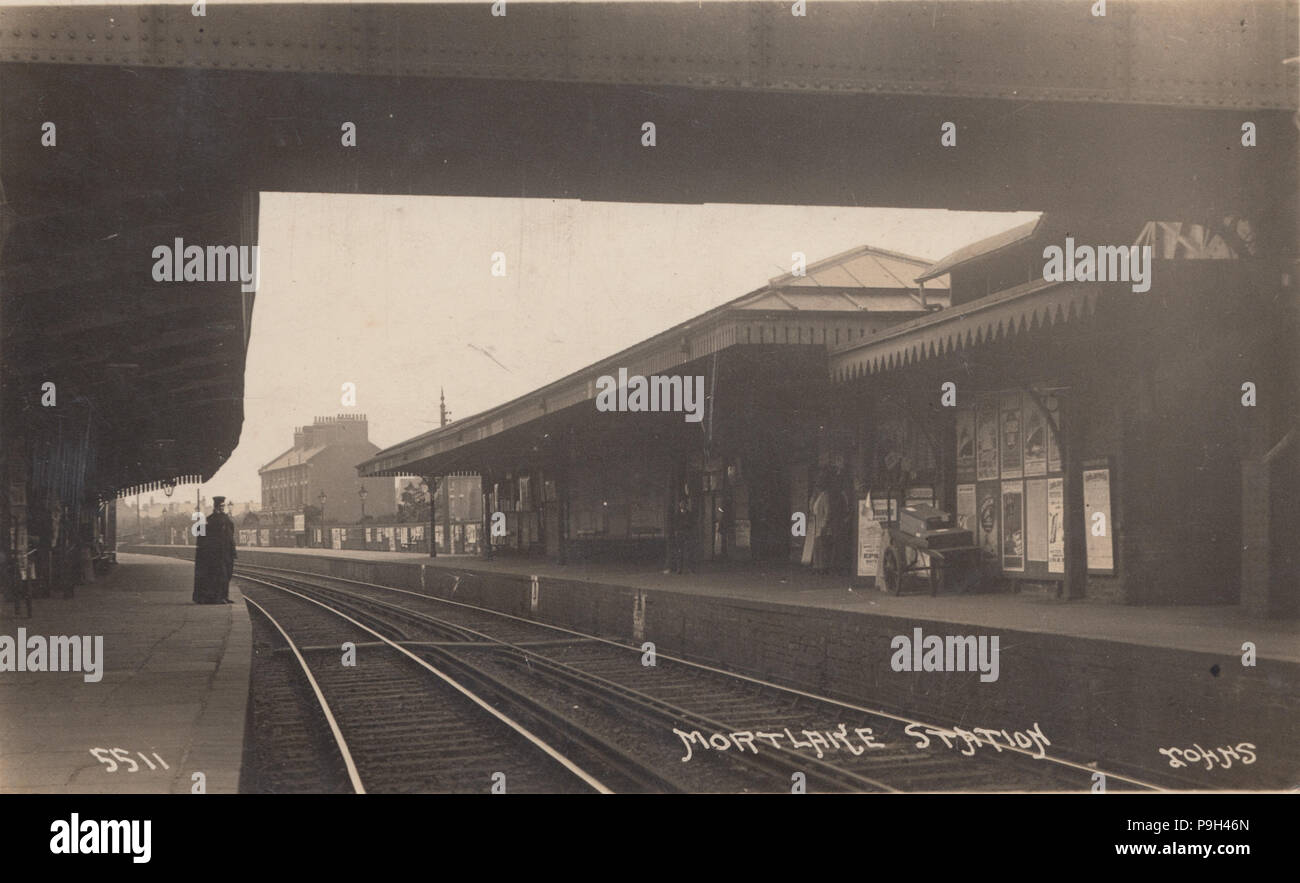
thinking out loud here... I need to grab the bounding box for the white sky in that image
[197,194,1036,502]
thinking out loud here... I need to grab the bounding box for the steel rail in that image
[240,573,614,795]
[244,594,367,794]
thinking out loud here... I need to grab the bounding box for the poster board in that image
[1025,478,1047,562]
[976,396,999,481]
[1046,477,1064,573]
[1083,458,1116,574]
[1023,404,1047,477]
[856,496,881,585]
[955,410,976,482]
[1000,392,1023,479]
[1000,480,1025,571]
[977,484,999,560]
[955,484,976,534]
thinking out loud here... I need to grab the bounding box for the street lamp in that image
[318,491,327,548]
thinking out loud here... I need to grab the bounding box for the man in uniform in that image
[193,496,237,604]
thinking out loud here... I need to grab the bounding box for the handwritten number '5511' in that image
[89,747,169,773]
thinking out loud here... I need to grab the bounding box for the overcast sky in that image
[193,195,1036,503]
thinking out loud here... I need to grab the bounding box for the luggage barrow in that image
[881,528,982,597]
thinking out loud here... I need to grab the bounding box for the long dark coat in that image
[193,512,236,603]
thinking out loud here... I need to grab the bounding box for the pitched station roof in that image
[360,244,941,478]
[916,216,1045,283]
[771,244,949,299]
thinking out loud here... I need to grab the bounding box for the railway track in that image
[242,583,615,793]
[236,562,1166,794]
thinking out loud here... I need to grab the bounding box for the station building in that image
[828,214,1295,613]
[359,246,946,567]
[360,220,1296,616]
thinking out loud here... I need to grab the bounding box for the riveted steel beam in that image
[0,2,1294,110]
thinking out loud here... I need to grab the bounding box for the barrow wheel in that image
[883,547,902,595]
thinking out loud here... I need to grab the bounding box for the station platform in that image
[0,553,250,794]
[156,543,1299,663]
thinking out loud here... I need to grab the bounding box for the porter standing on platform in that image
[193,496,237,605]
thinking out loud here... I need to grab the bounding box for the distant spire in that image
[440,388,450,427]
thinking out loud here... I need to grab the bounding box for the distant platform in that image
[0,553,250,793]
[137,543,1298,662]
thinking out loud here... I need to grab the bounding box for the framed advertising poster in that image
[955,484,976,534]
[1046,478,1064,573]
[1025,478,1047,562]
[1083,458,1116,574]
[976,397,999,481]
[1023,404,1047,476]
[956,409,976,482]
[977,484,999,560]
[1001,480,1025,571]
[1000,392,1023,479]
[857,497,881,583]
